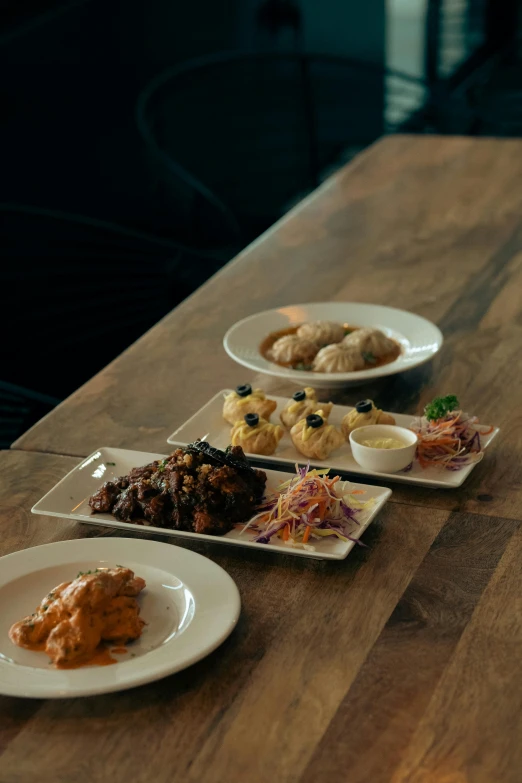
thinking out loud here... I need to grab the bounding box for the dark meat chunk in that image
[89,445,267,536]
[140,492,169,527]
[88,481,122,513]
[112,486,139,521]
[193,509,230,535]
[128,463,158,482]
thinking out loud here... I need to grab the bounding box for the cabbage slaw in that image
[241,464,374,550]
[410,409,494,471]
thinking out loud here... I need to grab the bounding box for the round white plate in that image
[0,538,240,698]
[223,302,443,388]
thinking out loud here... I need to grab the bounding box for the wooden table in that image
[4,135,522,782]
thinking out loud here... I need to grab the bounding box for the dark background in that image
[1,0,520,445]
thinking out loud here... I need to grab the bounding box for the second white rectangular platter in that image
[31,447,392,561]
[167,390,499,489]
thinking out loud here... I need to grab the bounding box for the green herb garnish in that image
[424,394,460,421]
[157,458,168,473]
[106,462,116,466]
[76,568,99,578]
[344,328,354,335]
[295,362,312,371]
[362,351,376,364]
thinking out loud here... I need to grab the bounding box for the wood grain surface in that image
[4,135,522,782]
[0,451,520,782]
[12,135,522,519]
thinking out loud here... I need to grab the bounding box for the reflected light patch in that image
[92,464,107,480]
[79,452,101,470]
[277,306,308,324]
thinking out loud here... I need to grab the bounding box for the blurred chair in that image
[0,380,59,450]
[136,52,422,245]
[0,204,225,407]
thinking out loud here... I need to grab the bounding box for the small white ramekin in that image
[349,424,418,473]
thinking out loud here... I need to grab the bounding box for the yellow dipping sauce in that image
[362,437,406,450]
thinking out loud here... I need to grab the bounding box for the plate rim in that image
[223,301,444,384]
[0,537,241,698]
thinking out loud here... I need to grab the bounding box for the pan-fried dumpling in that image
[312,344,364,373]
[297,320,345,346]
[271,335,318,366]
[230,414,284,456]
[342,327,396,359]
[290,412,344,460]
[341,399,396,439]
[223,384,277,425]
[280,387,333,429]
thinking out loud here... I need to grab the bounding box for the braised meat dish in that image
[9,567,146,667]
[89,442,267,535]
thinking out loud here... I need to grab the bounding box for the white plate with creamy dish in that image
[0,537,240,698]
[223,302,443,388]
[167,390,499,488]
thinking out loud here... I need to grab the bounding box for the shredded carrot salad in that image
[410,410,493,471]
[241,465,374,549]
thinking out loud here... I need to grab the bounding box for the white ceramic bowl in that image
[349,425,418,473]
[223,302,443,388]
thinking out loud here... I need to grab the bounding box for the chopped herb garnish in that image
[362,351,376,364]
[157,458,168,473]
[106,462,116,466]
[295,362,312,371]
[116,564,124,568]
[344,328,354,335]
[43,605,49,611]
[130,653,136,658]
[424,394,460,422]
[28,623,34,630]
[76,568,99,578]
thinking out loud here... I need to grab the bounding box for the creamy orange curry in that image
[9,567,146,668]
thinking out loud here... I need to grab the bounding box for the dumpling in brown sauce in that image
[343,327,396,359]
[223,384,277,425]
[297,320,345,346]
[270,335,318,366]
[312,344,365,373]
[290,412,344,460]
[280,387,333,429]
[230,413,284,456]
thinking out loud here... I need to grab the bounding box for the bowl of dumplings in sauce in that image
[223,303,443,388]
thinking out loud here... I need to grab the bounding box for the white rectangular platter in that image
[31,447,392,561]
[167,390,499,489]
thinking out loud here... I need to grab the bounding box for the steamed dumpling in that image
[312,344,365,373]
[271,335,318,366]
[230,414,284,456]
[342,327,396,359]
[297,320,345,346]
[223,385,277,426]
[290,411,345,460]
[341,399,396,439]
[280,387,333,429]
